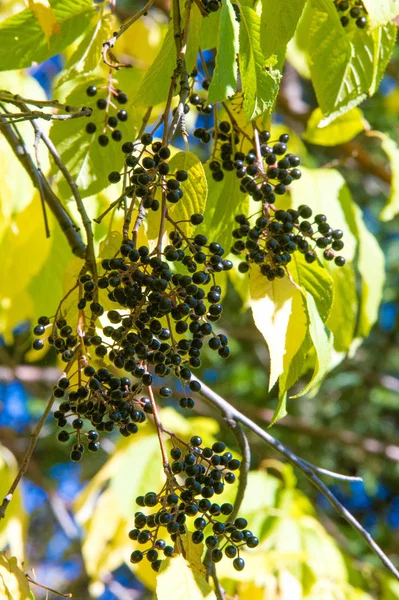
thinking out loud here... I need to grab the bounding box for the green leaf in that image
[369,131,399,221]
[353,204,385,338]
[167,152,208,236]
[303,107,365,146]
[291,252,334,323]
[133,23,176,107]
[207,1,239,103]
[57,13,115,85]
[260,0,306,66]
[199,11,220,50]
[239,5,281,122]
[199,169,248,252]
[362,0,399,28]
[50,77,135,199]
[156,555,216,600]
[307,0,396,125]
[286,0,313,79]
[0,0,94,72]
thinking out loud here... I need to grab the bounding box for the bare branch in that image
[194,377,399,581]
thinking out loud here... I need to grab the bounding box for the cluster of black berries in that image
[232,205,345,280]
[210,132,302,204]
[84,84,129,147]
[32,228,232,458]
[129,437,258,572]
[32,316,78,362]
[334,0,367,28]
[107,135,192,210]
[52,368,152,462]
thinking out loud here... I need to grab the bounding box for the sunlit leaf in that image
[0,553,31,600]
[0,0,94,71]
[207,1,239,103]
[156,555,216,600]
[239,5,281,122]
[27,0,60,42]
[307,0,396,125]
[303,107,366,146]
[260,0,306,66]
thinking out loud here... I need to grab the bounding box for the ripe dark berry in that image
[33,339,44,350]
[117,109,128,121]
[98,134,109,147]
[335,256,346,267]
[86,85,97,97]
[116,92,128,104]
[85,122,96,134]
[96,98,107,110]
[108,171,121,183]
[141,133,153,145]
[233,558,245,571]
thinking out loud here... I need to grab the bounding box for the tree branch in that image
[0,117,86,258]
[194,377,399,581]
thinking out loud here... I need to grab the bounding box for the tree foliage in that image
[0,0,398,598]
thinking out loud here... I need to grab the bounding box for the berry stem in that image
[147,384,170,469]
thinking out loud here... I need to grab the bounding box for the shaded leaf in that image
[369,131,399,221]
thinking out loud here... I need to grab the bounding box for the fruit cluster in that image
[84,84,129,147]
[107,135,191,210]
[232,205,345,279]
[32,229,232,458]
[334,0,368,28]
[210,131,302,204]
[129,437,258,572]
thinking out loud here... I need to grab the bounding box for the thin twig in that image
[26,575,72,598]
[102,0,156,69]
[228,423,251,522]
[299,459,363,483]
[193,377,399,581]
[0,107,92,123]
[0,116,86,258]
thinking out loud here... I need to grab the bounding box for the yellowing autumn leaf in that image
[27,0,60,43]
[0,553,31,600]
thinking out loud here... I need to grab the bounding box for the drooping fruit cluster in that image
[52,367,152,461]
[334,0,368,28]
[210,131,302,203]
[84,84,129,146]
[231,205,345,279]
[107,135,193,211]
[129,437,258,572]
[32,227,232,458]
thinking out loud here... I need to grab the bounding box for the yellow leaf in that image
[27,0,60,43]
[303,107,365,147]
[368,130,399,221]
[0,446,27,560]
[156,555,216,600]
[0,553,31,600]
